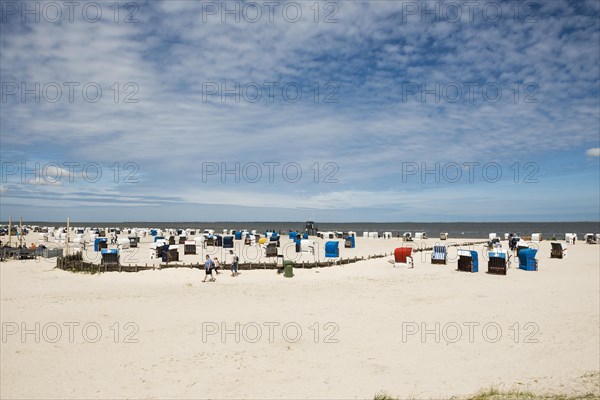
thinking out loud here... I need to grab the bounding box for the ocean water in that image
[16,221,600,240]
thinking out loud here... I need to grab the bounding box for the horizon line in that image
[3,220,599,225]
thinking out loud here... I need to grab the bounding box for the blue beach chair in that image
[431,245,447,264]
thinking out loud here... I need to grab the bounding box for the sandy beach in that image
[1,235,598,399]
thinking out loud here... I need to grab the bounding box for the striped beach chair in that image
[100,249,119,268]
[431,245,447,264]
[488,250,507,275]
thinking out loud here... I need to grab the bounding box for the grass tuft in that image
[374,392,397,400]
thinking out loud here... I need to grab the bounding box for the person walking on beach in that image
[230,250,239,277]
[213,257,221,274]
[203,255,215,282]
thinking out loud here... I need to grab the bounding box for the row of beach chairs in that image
[392,244,566,274]
[0,246,64,260]
[0,247,37,261]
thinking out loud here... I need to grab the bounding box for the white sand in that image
[1,236,599,399]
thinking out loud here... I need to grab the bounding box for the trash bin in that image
[283,260,294,278]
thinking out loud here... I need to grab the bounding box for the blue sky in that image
[0,0,599,222]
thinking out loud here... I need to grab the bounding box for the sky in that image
[0,0,599,222]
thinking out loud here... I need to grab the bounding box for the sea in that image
[16,221,600,240]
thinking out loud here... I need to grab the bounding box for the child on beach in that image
[230,250,239,277]
[203,255,215,282]
[213,257,221,274]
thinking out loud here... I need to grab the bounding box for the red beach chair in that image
[394,247,413,268]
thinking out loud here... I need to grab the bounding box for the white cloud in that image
[586,148,600,157]
[24,179,63,187]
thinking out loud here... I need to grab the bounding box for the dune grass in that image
[464,387,599,400]
[373,388,600,400]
